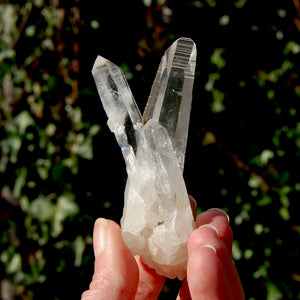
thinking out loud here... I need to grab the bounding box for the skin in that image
[81,200,245,300]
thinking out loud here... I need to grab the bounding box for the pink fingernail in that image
[189,195,197,207]
[207,208,230,223]
[94,218,109,257]
[199,224,220,237]
[200,244,217,254]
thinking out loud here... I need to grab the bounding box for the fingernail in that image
[200,244,217,254]
[199,224,219,237]
[207,208,230,223]
[94,218,109,257]
[189,195,197,207]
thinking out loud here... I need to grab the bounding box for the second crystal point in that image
[144,37,197,172]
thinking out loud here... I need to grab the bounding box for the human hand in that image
[81,205,244,300]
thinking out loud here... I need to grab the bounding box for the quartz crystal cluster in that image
[92,37,197,279]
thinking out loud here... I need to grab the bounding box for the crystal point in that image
[92,38,197,279]
[144,37,197,172]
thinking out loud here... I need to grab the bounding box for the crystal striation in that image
[92,37,197,279]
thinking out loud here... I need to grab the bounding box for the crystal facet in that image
[92,37,197,279]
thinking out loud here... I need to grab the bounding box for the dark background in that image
[1,0,300,299]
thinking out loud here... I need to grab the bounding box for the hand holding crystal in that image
[89,37,244,297]
[81,205,245,300]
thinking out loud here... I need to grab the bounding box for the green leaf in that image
[211,49,226,69]
[25,25,36,37]
[260,149,275,165]
[234,0,247,8]
[248,176,260,189]
[89,124,101,136]
[232,240,242,260]
[52,193,79,237]
[29,195,55,222]
[14,111,35,135]
[7,253,22,274]
[279,207,290,221]
[0,135,22,165]
[13,167,27,198]
[211,89,225,113]
[73,236,86,267]
[205,0,216,8]
[254,224,264,235]
[244,248,254,260]
[205,73,220,91]
[142,0,152,7]
[284,41,300,55]
[266,282,283,300]
[36,158,51,180]
[121,63,133,80]
[62,157,78,174]
[256,195,272,207]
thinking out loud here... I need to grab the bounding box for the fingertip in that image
[94,217,120,232]
[189,195,197,219]
[177,277,191,300]
[207,208,230,223]
[189,195,197,208]
[93,218,109,257]
[187,246,232,300]
[134,256,166,299]
[195,208,233,255]
[188,222,222,256]
[196,208,230,228]
[94,217,109,226]
[199,224,220,237]
[93,218,123,257]
[89,218,139,298]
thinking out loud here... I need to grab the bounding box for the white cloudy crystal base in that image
[121,120,195,279]
[92,37,197,279]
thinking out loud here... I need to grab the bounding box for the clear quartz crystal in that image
[92,37,197,279]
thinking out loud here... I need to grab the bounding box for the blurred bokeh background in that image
[1,0,300,299]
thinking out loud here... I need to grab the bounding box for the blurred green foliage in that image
[0,0,300,299]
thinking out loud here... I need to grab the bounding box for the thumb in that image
[81,218,139,300]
